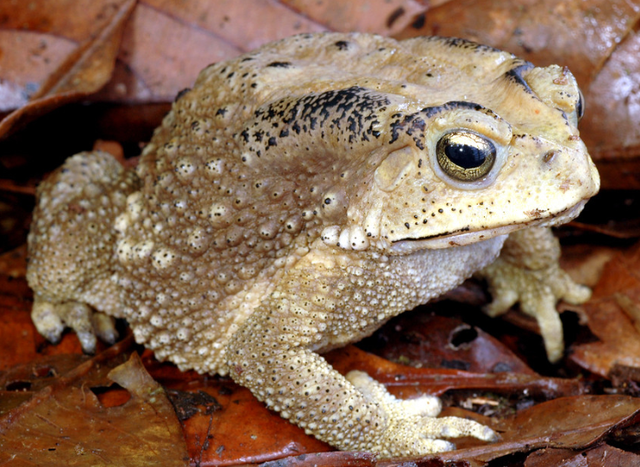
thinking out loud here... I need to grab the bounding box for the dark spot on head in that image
[334,40,350,50]
[216,107,227,117]
[504,62,535,94]
[267,61,292,68]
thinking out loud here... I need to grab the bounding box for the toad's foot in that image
[31,298,118,353]
[477,227,591,363]
[347,370,498,455]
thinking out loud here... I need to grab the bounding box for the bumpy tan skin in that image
[27,34,600,458]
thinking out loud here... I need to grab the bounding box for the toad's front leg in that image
[225,259,497,458]
[477,227,591,363]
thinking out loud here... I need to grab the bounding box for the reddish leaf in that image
[0,351,188,466]
[0,0,136,138]
[579,30,640,161]
[362,309,536,375]
[570,241,640,376]
[142,354,332,465]
[327,345,588,400]
[280,0,426,34]
[416,395,640,464]
[525,444,640,467]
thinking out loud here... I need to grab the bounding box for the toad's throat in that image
[389,200,587,254]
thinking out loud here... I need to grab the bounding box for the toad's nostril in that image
[543,150,557,164]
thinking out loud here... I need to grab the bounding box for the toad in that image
[27,33,599,457]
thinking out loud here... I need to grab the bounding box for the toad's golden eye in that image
[436,130,496,182]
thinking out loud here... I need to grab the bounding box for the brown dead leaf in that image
[495,395,640,449]
[395,0,640,86]
[0,0,136,139]
[418,395,640,464]
[0,352,188,466]
[361,308,536,375]
[280,0,426,35]
[142,353,332,465]
[259,451,378,467]
[579,29,640,162]
[0,0,133,111]
[0,354,89,393]
[525,444,640,467]
[0,0,328,113]
[570,241,640,376]
[327,345,588,400]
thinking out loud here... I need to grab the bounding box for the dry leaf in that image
[0,0,136,138]
[419,395,640,464]
[525,444,640,467]
[280,0,426,35]
[362,308,536,375]
[570,241,640,376]
[579,29,640,161]
[0,352,188,466]
[142,353,332,465]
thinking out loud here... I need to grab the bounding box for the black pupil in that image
[445,143,486,169]
[577,95,584,119]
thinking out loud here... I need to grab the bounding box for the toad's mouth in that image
[389,200,587,254]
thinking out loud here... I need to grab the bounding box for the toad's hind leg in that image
[225,251,497,458]
[27,151,140,352]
